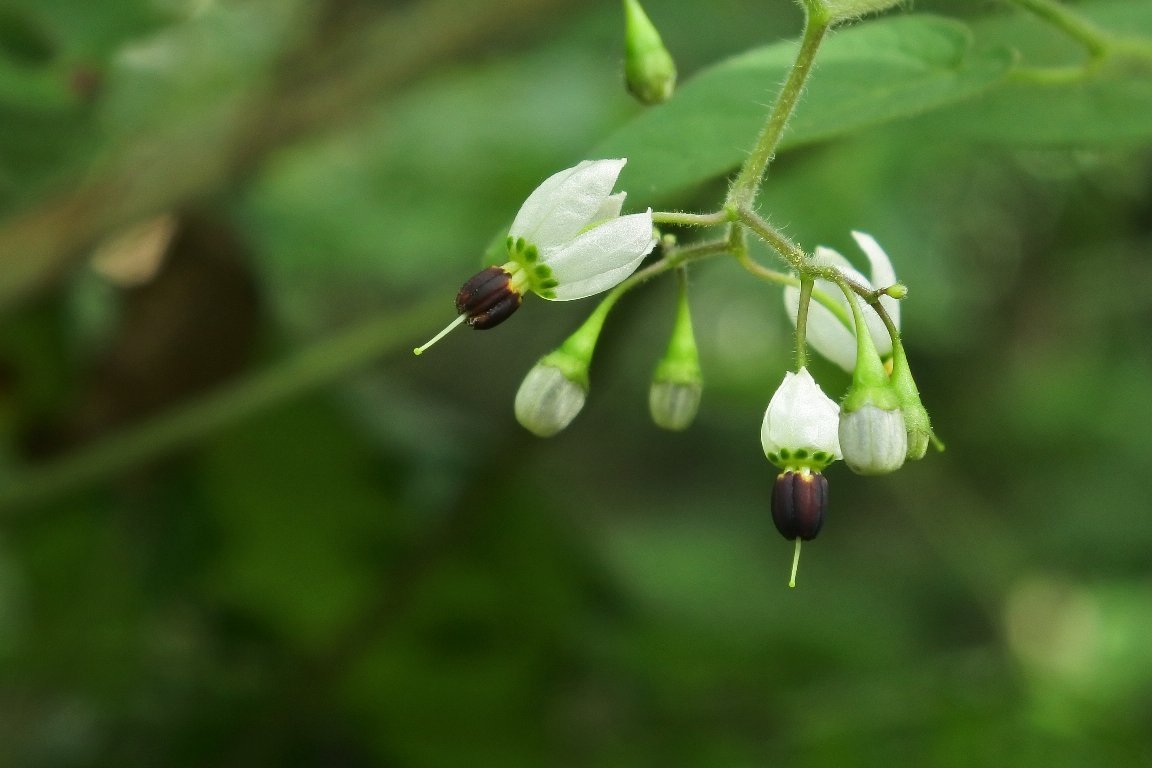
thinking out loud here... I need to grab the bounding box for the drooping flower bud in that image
[838,284,906,475]
[415,159,656,355]
[514,295,614,437]
[888,334,939,461]
[622,0,677,105]
[649,273,702,431]
[515,347,589,438]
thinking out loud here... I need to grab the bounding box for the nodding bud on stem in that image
[649,273,703,431]
[623,0,677,105]
[838,282,906,475]
[888,334,939,461]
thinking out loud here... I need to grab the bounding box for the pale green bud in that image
[649,277,702,431]
[623,0,676,105]
[839,404,907,475]
[838,281,905,474]
[889,335,936,461]
[649,379,702,432]
[515,347,588,438]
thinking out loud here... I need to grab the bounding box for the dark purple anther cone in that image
[455,266,522,329]
[771,470,827,541]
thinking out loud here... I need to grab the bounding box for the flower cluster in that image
[416,156,939,587]
[761,233,939,583]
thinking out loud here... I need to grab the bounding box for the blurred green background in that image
[0,0,1150,765]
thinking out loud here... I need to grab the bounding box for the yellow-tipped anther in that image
[413,314,466,356]
[789,538,802,589]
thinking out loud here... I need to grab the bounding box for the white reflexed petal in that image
[509,159,626,251]
[589,192,626,226]
[852,230,900,341]
[785,241,896,370]
[760,368,841,459]
[543,210,656,301]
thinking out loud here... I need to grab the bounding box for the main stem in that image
[726,9,831,210]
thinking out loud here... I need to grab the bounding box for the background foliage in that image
[0,0,1150,765]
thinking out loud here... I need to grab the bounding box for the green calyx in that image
[537,345,590,391]
[623,0,677,105]
[544,298,618,391]
[840,282,900,414]
[506,237,558,298]
[652,276,702,386]
[889,336,941,460]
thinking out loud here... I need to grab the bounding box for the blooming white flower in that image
[507,158,656,301]
[760,367,841,471]
[414,159,657,354]
[783,231,899,372]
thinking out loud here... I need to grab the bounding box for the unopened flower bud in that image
[888,335,938,461]
[838,282,906,475]
[649,273,702,431]
[839,403,907,475]
[622,0,676,105]
[884,283,908,300]
[514,295,615,437]
[515,350,588,438]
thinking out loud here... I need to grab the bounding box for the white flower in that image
[414,159,657,355]
[783,231,899,372]
[507,158,657,301]
[760,367,841,471]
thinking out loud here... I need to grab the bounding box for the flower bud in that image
[771,469,827,541]
[838,283,906,475]
[888,335,937,461]
[514,350,588,438]
[514,297,613,437]
[838,404,907,475]
[622,0,676,105]
[649,273,702,431]
[649,379,702,432]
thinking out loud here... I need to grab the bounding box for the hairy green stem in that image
[794,277,814,371]
[652,210,730,227]
[726,10,831,209]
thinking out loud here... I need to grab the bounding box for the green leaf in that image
[595,16,1012,200]
[928,1,1152,145]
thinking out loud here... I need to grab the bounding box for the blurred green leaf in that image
[930,1,1152,145]
[596,16,1013,199]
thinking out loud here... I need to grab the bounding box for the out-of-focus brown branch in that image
[0,0,585,311]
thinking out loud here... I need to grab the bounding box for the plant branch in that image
[0,298,445,514]
[725,10,831,209]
